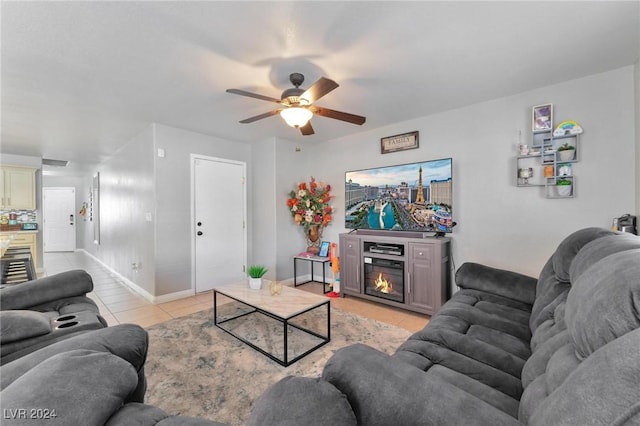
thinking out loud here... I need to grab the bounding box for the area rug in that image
[144,303,412,425]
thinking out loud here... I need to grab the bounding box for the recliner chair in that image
[0,269,107,364]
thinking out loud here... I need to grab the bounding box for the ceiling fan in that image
[226,73,366,136]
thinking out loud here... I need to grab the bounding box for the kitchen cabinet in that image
[1,166,36,209]
[1,231,38,270]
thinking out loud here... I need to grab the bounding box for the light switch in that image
[145,212,153,222]
[157,148,165,158]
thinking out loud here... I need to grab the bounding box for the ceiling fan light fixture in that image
[280,107,313,128]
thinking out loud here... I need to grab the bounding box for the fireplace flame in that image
[374,272,393,294]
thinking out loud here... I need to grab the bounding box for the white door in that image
[193,156,247,293]
[43,187,76,252]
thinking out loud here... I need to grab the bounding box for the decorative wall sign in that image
[381,131,419,154]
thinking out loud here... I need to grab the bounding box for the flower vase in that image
[306,225,322,254]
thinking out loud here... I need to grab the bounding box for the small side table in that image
[293,255,331,294]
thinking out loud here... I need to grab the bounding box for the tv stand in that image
[339,231,451,315]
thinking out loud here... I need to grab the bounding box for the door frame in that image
[43,186,77,252]
[190,154,248,293]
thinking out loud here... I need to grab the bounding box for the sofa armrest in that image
[1,324,149,402]
[455,262,537,305]
[1,350,138,425]
[322,344,521,426]
[105,403,227,425]
[0,270,94,311]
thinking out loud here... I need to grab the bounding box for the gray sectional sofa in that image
[248,227,640,425]
[0,270,223,425]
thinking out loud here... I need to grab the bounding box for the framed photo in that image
[532,104,553,133]
[381,131,419,154]
[318,241,330,258]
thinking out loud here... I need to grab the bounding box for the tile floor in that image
[43,251,430,332]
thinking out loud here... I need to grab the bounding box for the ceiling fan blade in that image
[239,110,281,124]
[226,88,282,103]
[312,106,366,125]
[299,121,315,136]
[300,77,339,104]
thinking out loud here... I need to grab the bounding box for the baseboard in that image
[75,249,153,303]
[153,289,196,304]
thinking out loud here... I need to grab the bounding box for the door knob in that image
[197,222,202,226]
[197,231,203,236]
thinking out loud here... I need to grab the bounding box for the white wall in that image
[275,138,311,280]
[250,137,277,279]
[303,66,636,281]
[83,125,156,294]
[248,136,313,281]
[153,124,251,296]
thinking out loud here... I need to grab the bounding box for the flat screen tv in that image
[345,158,453,233]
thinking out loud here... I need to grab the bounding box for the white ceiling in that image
[2,1,639,175]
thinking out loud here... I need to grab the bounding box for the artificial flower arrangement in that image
[287,177,333,231]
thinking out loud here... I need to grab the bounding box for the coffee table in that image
[213,280,330,367]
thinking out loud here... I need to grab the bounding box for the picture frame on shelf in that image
[532,104,553,133]
[318,241,330,258]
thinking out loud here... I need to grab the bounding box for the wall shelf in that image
[516,120,580,199]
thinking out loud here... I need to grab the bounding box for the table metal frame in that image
[293,255,331,294]
[213,290,330,367]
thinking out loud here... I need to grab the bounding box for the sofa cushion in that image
[0,349,138,425]
[527,328,640,426]
[0,310,107,362]
[569,232,640,282]
[247,376,356,426]
[1,324,149,403]
[323,344,521,426]
[105,402,227,425]
[565,249,640,360]
[0,311,51,344]
[395,287,532,399]
[529,228,616,332]
[550,227,616,283]
[520,329,570,389]
[455,262,537,305]
[0,270,94,311]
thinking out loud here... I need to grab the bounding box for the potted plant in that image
[557,143,576,161]
[556,178,573,197]
[247,265,268,289]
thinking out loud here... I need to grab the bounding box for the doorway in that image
[43,187,76,252]
[192,155,247,293]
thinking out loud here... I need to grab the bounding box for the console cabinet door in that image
[408,242,437,314]
[340,235,361,294]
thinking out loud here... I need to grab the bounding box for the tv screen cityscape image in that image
[345,158,453,233]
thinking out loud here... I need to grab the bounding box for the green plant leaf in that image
[247,265,268,278]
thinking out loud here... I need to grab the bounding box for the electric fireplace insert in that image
[363,257,404,303]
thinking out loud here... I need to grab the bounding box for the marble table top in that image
[214,280,328,319]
